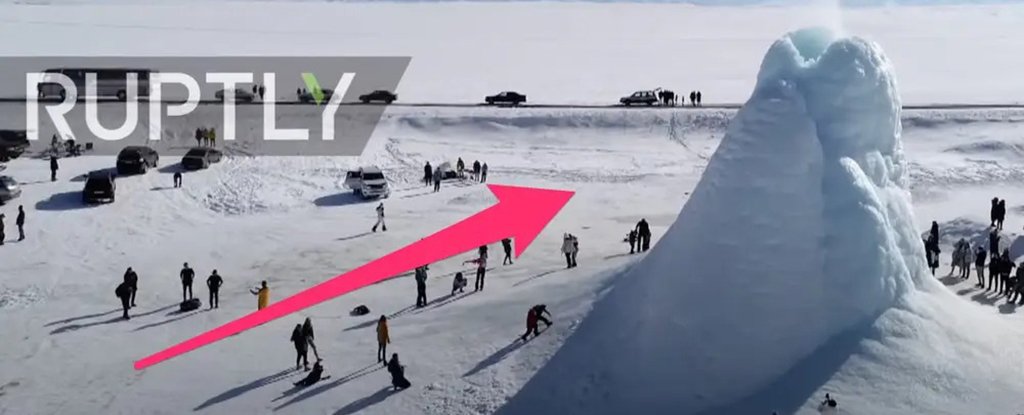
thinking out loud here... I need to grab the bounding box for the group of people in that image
[991,197,1007,231]
[422,158,489,193]
[177,262,224,309]
[626,218,653,254]
[0,204,26,245]
[250,84,267,101]
[193,127,218,148]
[654,89,704,107]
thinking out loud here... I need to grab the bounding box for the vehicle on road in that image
[215,88,255,103]
[116,146,159,175]
[181,147,223,171]
[37,68,152,101]
[344,166,391,199]
[82,171,116,204]
[0,130,29,162]
[620,90,659,106]
[299,88,335,103]
[359,90,397,104]
[0,175,21,204]
[485,91,526,106]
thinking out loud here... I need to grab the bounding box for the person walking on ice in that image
[520,304,552,342]
[180,262,195,302]
[501,238,513,265]
[414,266,428,308]
[561,233,578,268]
[173,171,183,188]
[251,280,270,310]
[302,317,321,362]
[372,202,387,232]
[290,323,310,371]
[376,315,390,365]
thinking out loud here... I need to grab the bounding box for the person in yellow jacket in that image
[250,280,269,310]
[376,315,390,365]
[209,127,217,148]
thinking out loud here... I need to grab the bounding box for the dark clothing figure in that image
[294,362,327,387]
[472,160,481,181]
[456,158,465,178]
[207,271,223,309]
[180,265,195,301]
[387,355,411,390]
[464,255,487,291]
[291,324,310,371]
[258,85,266,100]
[989,231,1001,257]
[194,128,203,147]
[415,266,428,308]
[628,230,638,254]
[502,238,513,265]
[1002,251,1016,296]
[976,247,987,288]
[49,156,59,181]
[689,91,697,107]
[452,272,466,295]
[521,304,552,341]
[696,91,703,106]
[433,169,441,193]
[481,163,488,183]
[15,206,24,241]
[635,219,652,252]
[303,317,320,361]
[173,172,182,188]
[990,197,999,227]
[1010,265,1024,304]
[124,268,139,307]
[0,215,5,245]
[924,221,940,274]
[989,255,1000,291]
[115,282,132,319]
[424,162,433,187]
[996,199,1006,231]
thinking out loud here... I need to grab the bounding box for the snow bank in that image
[501,28,934,414]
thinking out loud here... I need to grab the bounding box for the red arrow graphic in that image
[134,184,574,370]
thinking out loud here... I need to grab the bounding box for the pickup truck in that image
[344,166,391,199]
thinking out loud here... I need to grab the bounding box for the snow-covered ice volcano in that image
[501,28,1016,414]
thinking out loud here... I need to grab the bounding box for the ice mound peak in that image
[501,29,932,414]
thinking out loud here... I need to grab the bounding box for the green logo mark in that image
[301,72,325,105]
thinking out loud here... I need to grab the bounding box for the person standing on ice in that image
[194,127,203,147]
[472,160,481,181]
[996,199,1007,231]
[561,233,577,268]
[290,323,310,371]
[520,304,552,342]
[696,91,703,106]
[456,157,465,179]
[975,245,987,288]
[502,238,513,265]
[689,91,696,107]
[302,317,321,362]
[627,229,638,254]
[481,163,488,183]
[173,171,182,188]
[372,202,387,232]
[432,168,442,193]
[376,315,390,365]
[206,270,222,309]
[116,279,133,320]
[635,219,652,252]
[423,162,432,187]
[49,155,59,182]
[15,205,24,242]
[463,251,488,292]
[1001,249,1016,296]
[1010,263,1024,304]
[988,251,1001,291]
[414,265,428,308]
[209,127,217,148]
[989,229,1001,261]
[180,262,195,302]
[0,213,6,245]
[960,240,974,280]
[990,197,999,228]
[258,85,266,101]
[251,280,270,310]
[124,267,139,308]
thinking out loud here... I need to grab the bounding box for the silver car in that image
[0,175,21,204]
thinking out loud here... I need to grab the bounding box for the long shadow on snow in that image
[157,163,187,174]
[133,308,208,332]
[336,232,372,242]
[35,191,97,211]
[314,192,367,207]
[273,363,384,411]
[49,304,177,334]
[693,314,884,415]
[463,338,532,378]
[513,270,561,287]
[44,309,120,327]
[333,387,398,415]
[193,368,298,411]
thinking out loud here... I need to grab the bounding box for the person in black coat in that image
[294,361,328,387]
[206,270,223,309]
[996,199,1006,231]
[15,205,25,241]
[180,263,195,302]
[423,162,432,187]
[635,219,652,252]
[124,267,139,307]
[990,197,999,228]
[501,238,513,265]
[989,230,1000,259]
[0,213,5,246]
[387,353,411,390]
[1001,250,1016,296]
[975,246,987,288]
[989,254,1000,291]
[49,155,59,182]
[290,324,310,371]
[116,281,133,320]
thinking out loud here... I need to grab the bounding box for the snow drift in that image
[501,28,934,414]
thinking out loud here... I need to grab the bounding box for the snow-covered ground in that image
[3,2,1024,415]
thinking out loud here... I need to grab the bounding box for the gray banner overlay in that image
[0,56,410,156]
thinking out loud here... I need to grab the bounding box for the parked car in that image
[358,90,397,104]
[485,91,526,106]
[181,147,223,170]
[0,130,30,162]
[82,171,116,204]
[116,145,159,175]
[620,90,659,106]
[299,89,335,103]
[0,175,21,204]
[214,88,255,103]
[344,166,390,199]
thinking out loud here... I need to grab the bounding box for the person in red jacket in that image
[520,304,552,342]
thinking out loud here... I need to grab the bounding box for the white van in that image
[344,166,390,199]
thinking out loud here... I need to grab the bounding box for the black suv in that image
[116,146,159,175]
[359,90,397,104]
[485,91,526,106]
[0,130,30,162]
[181,147,223,170]
[83,171,116,204]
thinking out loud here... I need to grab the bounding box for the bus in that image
[37,68,152,101]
